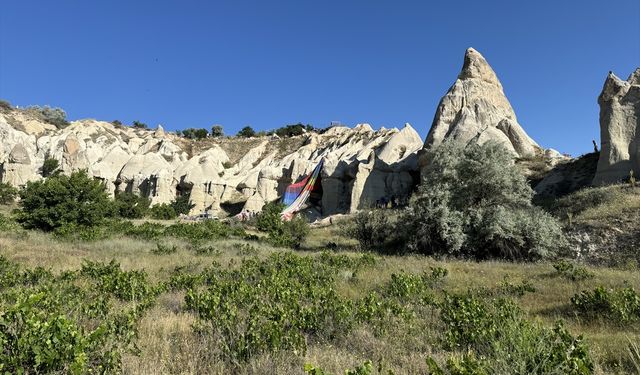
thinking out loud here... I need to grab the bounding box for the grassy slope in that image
[0,222,639,374]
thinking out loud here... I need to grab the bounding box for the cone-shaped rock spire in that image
[424,48,539,157]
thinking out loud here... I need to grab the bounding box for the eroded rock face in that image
[423,48,539,158]
[0,109,424,217]
[592,69,640,185]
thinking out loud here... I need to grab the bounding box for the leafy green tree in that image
[401,141,565,260]
[41,157,59,177]
[15,171,114,231]
[149,203,177,220]
[211,125,224,137]
[113,192,151,219]
[170,194,195,215]
[0,182,18,204]
[237,126,256,138]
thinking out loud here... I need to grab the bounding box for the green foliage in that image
[171,194,195,215]
[149,203,177,220]
[551,186,624,218]
[343,209,396,251]
[0,257,153,373]
[189,243,222,256]
[41,157,60,177]
[237,125,256,138]
[184,252,396,363]
[113,191,151,219]
[272,123,313,137]
[553,260,594,281]
[402,142,565,260]
[15,170,114,231]
[132,120,148,129]
[0,99,13,112]
[24,105,69,129]
[153,242,177,255]
[0,182,18,205]
[256,202,309,248]
[211,125,224,137]
[571,285,640,323]
[181,127,209,139]
[436,293,593,374]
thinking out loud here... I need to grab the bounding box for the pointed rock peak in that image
[628,68,640,85]
[458,48,501,88]
[154,125,165,138]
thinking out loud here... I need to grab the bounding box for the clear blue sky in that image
[1,1,638,156]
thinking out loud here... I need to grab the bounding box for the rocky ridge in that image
[0,108,423,217]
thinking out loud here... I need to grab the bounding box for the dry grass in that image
[1,224,639,374]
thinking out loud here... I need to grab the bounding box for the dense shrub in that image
[272,123,314,137]
[170,194,195,215]
[0,182,18,205]
[0,258,153,373]
[15,171,114,231]
[24,105,69,129]
[571,285,640,323]
[149,203,177,220]
[211,125,224,137]
[41,157,59,177]
[256,202,309,248]
[0,99,13,112]
[184,252,393,362]
[552,260,594,281]
[343,209,396,251]
[432,293,593,374]
[181,128,209,140]
[402,142,565,260]
[113,192,151,219]
[237,126,256,138]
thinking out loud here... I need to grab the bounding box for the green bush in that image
[256,202,309,248]
[343,209,396,251]
[0,99,13,112]
[402,142,566,260]
[0,257,152,373]
[113,192,151,219]
[552,260,594,281]
[41,157,59,177]
[237,126,256,138]
[170,194,195,215]
[152,243,177,255]
[149,203,177,220]
[184,252,393,362]
[211,125,224,137]
[181,128,209,140]
[571,285,640,323]
[0,182,18,205]
[434,293,593,374]
[24,105,69,129]
[15,171,114,231]
[132,120,148,129]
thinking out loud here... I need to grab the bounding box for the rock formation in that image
[423,48,539,157]
[592,69,640,185]
[0,107,423,217]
